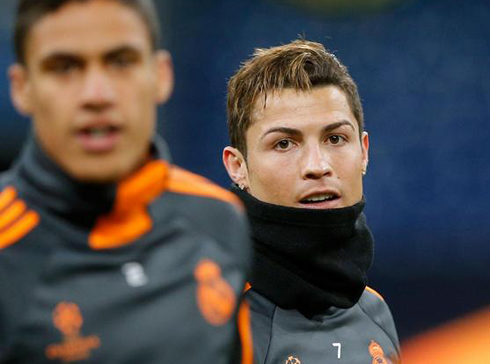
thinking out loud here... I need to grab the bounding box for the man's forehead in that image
[25,0,151,61]
[250,87,357,130]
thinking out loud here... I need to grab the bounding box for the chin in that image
[62,152,147,184]
[69,169,124,184]
[64,161,132,184]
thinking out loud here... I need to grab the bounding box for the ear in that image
[154,50,174,104]
[361,131,369,174]
[222,146,249,189]
[8,64,33,116]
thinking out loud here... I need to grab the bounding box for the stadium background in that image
[1,0,489,356]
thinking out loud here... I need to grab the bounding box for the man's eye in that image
[275,140,292,150]
[109,54,138,68]
[328,135,345,145]
[47,60,80,74]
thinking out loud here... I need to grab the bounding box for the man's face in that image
[224,86,369,209]
[9,0,173,182]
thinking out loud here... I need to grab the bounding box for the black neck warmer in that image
[233,186,374,317]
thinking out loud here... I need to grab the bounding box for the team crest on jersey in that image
[45,302,100,362]
[285,356,301,364]
[195,259,236,326]
[369,340,390,364]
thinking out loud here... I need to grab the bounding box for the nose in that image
[80,66,116,111]
[301,144,332,180]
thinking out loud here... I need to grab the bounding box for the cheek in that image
[122,79,156,127]
[249,155,297,195]
[31,79,77,125]
[31,94,71,140]
[333,152,364,197]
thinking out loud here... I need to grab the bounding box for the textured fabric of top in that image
[0,137,251,364]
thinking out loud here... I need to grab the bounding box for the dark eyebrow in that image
[39,45,143,65]
[260,127,302,140]
[104,45,142,59]
[40,52,83,65]
[261,120,356,140]
[322,120,356,133]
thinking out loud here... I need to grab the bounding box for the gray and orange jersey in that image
[0,137,253,364]
[247,286,400,364]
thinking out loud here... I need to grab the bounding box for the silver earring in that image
[362,169,367,176]
[239,184,245,190]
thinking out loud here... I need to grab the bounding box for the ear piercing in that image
[239,184,246,190]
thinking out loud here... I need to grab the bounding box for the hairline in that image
[14,0,160,66]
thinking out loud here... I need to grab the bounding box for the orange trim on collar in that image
[89,162,243,250]
[89,161,169,250]
[365,286,385,302]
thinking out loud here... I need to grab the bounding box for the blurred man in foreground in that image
[0,1,252,362]
[223,39,400,363]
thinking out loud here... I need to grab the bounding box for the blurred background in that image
[1,0,489,356]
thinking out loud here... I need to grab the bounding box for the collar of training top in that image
[233,185,374,317]
[11,133,171,226]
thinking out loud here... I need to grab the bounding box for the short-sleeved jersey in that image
[0,137,252,364]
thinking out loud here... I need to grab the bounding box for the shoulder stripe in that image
[365,286,385,302]
[0,186,40,250]
[0,200,27,230]
[0,210,40,250]
[168,166,243,211]
[0,186,17,211]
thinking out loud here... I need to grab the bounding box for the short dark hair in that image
[227,39,364,156]
[14,0,161,65]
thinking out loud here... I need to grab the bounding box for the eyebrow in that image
[40,52,82,64]
[104,45,142,59]
[260,120,356,140]
[260,127,301,140]
[322,120,356,133]
[39,45,143,64]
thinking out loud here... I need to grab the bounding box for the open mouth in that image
[77,125,121,152]
[80,125,120,138]
[299,193,340,205]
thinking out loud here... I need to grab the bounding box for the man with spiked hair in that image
[223,39,401,363]
[0,0,252,363]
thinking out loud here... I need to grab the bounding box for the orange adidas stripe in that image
[0,200,27,230]
[0,210,40,249]
[168,167,243,211]
[401,307,490,364]
[238,301,253,364]
[0,186,17,211]
[365,286,385,302]
[89,161,169,250]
